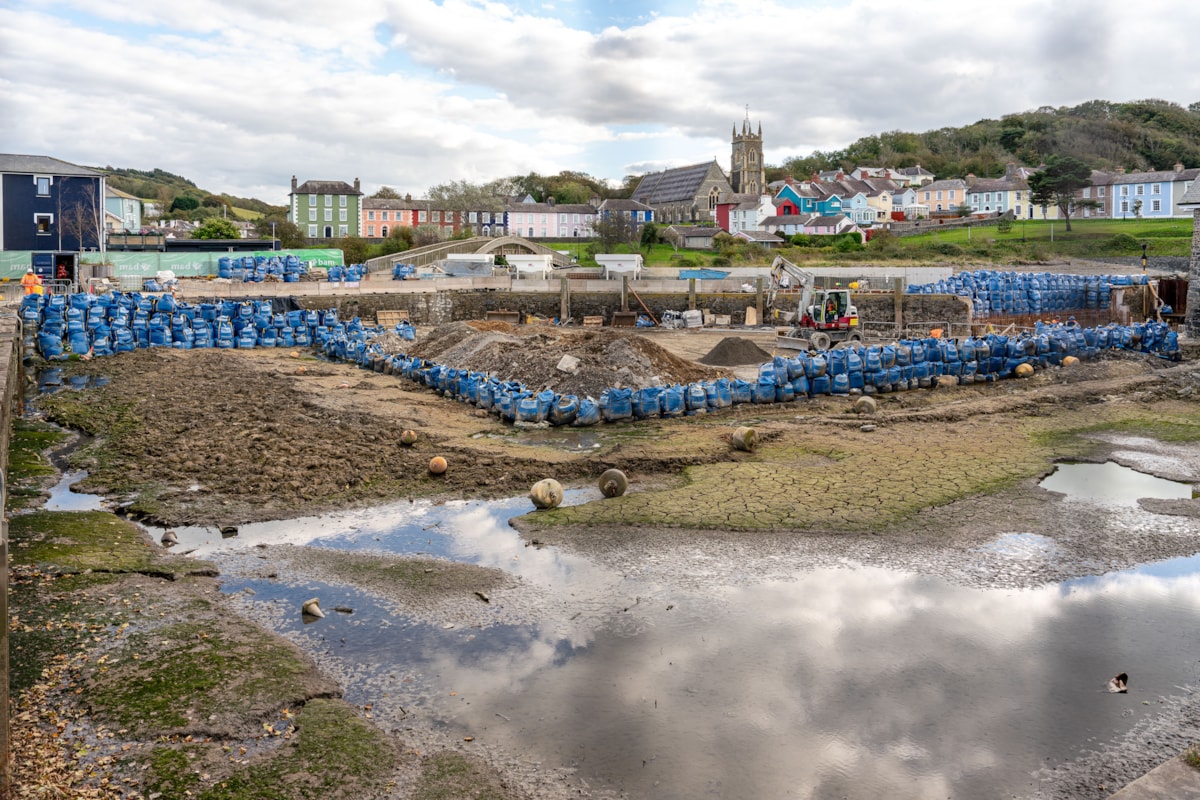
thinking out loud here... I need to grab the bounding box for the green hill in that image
[772,98,1200,181]
[98,165,285,217]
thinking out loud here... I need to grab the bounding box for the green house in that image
[289,176,362,241]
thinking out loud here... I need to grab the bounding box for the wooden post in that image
[688,278,697,311]
[559,277,570,323]
[755,277,764,322]
[894,277,905,332]
[621,275,629,312]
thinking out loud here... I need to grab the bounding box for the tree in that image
[192,217,241,239]
[372,186,403,199]
[58,177,105,250]
[640,221,659,249]
[339,234,369,265]
[253,216,305,248]
[592,213,639,252]
[1027,155,1092,231]
[170,195,200,213]
[425,179,504,213]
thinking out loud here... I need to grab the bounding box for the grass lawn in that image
[901,217,1191,257]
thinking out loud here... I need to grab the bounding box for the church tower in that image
[730,114,764,196]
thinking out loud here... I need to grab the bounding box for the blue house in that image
[1110,164,1200,219]
[0,155,106,260]
[595,198,654,231]
[772,180,844,217]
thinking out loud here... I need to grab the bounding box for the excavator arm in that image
[768,256,815,323]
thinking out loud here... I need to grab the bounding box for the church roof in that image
[632,161,725,205]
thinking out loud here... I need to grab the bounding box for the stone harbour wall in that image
[299,290,972,331]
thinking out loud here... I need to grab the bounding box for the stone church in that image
[630,119,765,225]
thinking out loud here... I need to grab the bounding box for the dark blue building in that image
[0,155,106,261]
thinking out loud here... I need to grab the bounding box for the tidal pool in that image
[1039,461,1194,505]
[183,489,1200,799]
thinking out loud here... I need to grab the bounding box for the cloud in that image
[1,0,1195,202]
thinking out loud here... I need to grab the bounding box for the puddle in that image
[499,428,606,451]
[34,368,109,395]
[43,469,106,511]
[1040,461,1194,506]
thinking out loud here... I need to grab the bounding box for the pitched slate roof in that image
[808,215,852,227]
[918,179,968,192]
[761,214,815,226]
[106,186,140,199]
[667,225,718,238]
[1111,167,1200,185]
[1181,177,1200,206]
[632,161,724,205]
[293,180,361,195]
[0,154,101,177]
[968,177,1028,193]
[733,230,783,242]
[597,198,653,212]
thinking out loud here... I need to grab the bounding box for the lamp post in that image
[1141,242,1148,274]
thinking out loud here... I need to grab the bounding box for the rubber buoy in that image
[731,427,757,452]
[599,468,628,498]
[935,375,958,389]
[1062,356,1079,367]
[400,429,418,446]
[1014,362,1035,378]
[301,598,324,618]
[429,456,447,475]
[529,478,565,509]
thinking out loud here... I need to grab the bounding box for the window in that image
[381,211,389,221]
[309,193,316,206]
[340,195,347,207]
[432,211,440,222]
[573,214,580,223]
[1152,183,1161,194]
[308,208,316,222]
[367,211,375,221]
[339,225,348,237]
[339,209,347,222]
[528,227,534,237]
[367,226,375,236]
[324,194,332,206]
[1082,187,1090,198]
[1135,185,1144,195]
[308,224,317,237]
[1121,200,1129,212]
[482,212,491,223]
[35,213,53,234]
[1151,199,1162,212]
[540,228,547,237]
[540,214,547,223]
[1120,186,1129,196]
[324,208,332,221]
[418,210,426,222]
[1098,186,1106,197]
[936,191,943,200]
[469,212,477,223]
[35,176,51,196]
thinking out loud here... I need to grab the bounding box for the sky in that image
[2,0,1197,206]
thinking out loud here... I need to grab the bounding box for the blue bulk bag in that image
[705,378,733,409]
[550,395,579,426]
[156,294,176,314]
[68,331,90,355]
[730,379,752,405]
[535,389,555,422]
[810,354,827,377]
[832,374,850,394]
[864,347,882,372]
[601,388,633,422]
[633,387,663,419]
[880,346,896,370]
[846,349,863,373]
[662,385,685,417]
[515,395,541,423]
[38,332,64,358]
[826,350,847,376]
[685,383,708,412]
[752,376,776,403]
[776,381,795,403]
[811,375,832,395]
[573,397,601,426]
[791,375,810,396]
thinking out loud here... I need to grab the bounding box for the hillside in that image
[98,165,285,216]
[773,98,1200,181]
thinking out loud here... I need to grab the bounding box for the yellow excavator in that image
[767,256,863,351]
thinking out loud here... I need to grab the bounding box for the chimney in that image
[966,173,977,187]
[353,177,361,193]
[836,171,844,180]
[785,175,794,186]
[547,196,555,206]
[1175,162,1185,173]
[811,172,819,182]
[291,175,297,192]
[1116,167,1125,174]
[405,193,412,201]
[860,169,869,179]
[1005,162,1016,179]
[883,169,891,179]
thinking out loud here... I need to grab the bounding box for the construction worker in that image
[21,268,42,296]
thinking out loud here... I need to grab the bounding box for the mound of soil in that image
[699,336,773,366]
[398,321,717,397]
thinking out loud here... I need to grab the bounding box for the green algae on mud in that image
[413,751,521,800]
[141,699,400,800]
[6,419,67,509]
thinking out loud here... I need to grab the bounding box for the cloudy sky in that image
[2,0,1196,205]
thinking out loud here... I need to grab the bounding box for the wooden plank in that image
[376,310,410,326]
[583,315,604,326]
